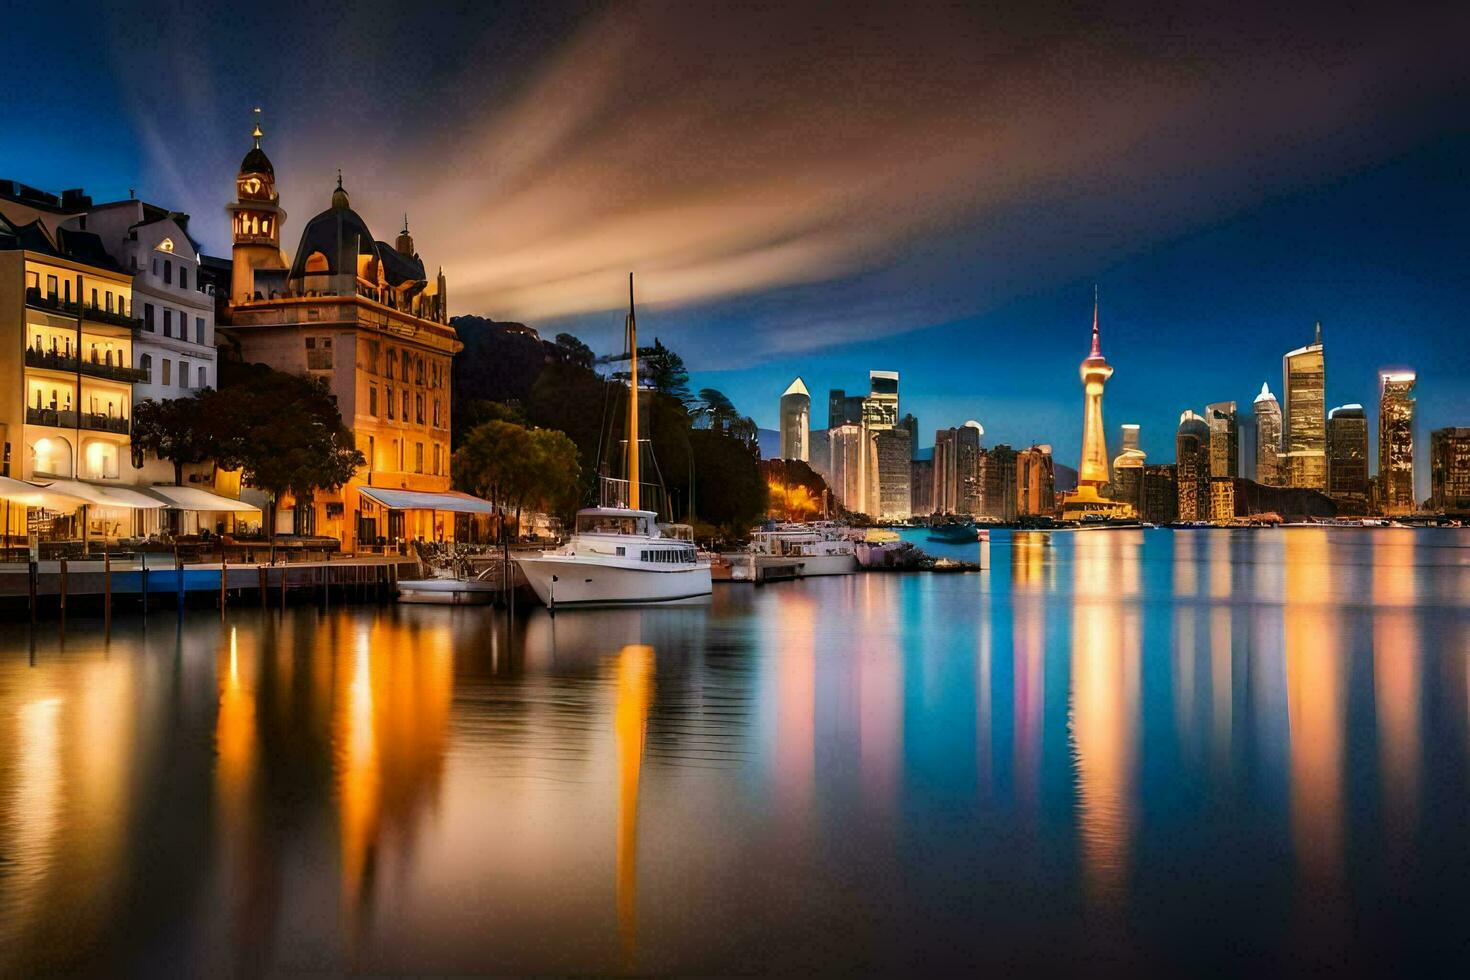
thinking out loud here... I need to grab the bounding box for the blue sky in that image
[4,1,1467,492]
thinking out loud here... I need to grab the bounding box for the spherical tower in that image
[226,107,288,304]
[1078,289,1113,493]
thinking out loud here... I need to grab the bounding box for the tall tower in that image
[1378,370,1416,514]
[1077,289,1113,494]
[1253,382,1282,485]
[1282,322,1326,490]
[227,107,288,304]
[779,377,810,461]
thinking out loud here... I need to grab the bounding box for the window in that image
[179,360,190,387]
[386,385,395,419]
[90,287,99,308]
[432,443,441,475]
[415,393,424,424]
[369,385,378,417]
[198,366,207,388]
[433,399,441,427]
[151,257,158,275]
[163,259,172,285]
[385,349,394,379]
[64,280,71,303]
[161,358,171,386]
[195,317,204,344]
[401,390,409,420]
[306,335,333,370]
[46,275,58,300]
[415,357,424,384]
[144,303,155,332]
[163,309,173,338]
[367,435,375,471]
[26,270,38,291]
[179,267,188,290]
[415,442,424,473]
[139,354,152,383]
[105,291,114,313]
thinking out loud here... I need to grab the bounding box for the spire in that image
[1255,381,1275,404]
[331,169,349,209]
[1089,284,1101,357]
[251,107,263,148]
[402,213,410,234]
[1314,320,1322,345]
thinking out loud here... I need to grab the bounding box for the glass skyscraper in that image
[1327,404,1369,513]
[1378,370,1416,514]
[779,377,810,462]
[1253,382,1282,486]
[1282,323,1326,490]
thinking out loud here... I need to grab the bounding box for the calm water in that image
[2,528,1469,974]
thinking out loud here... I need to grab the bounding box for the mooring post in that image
[141,551,149,620]
[280,563,287,612]
[219,551,228,618]
[174,544,184,614]
[28,556,38,625]
[103,544,112,635]
[59,557,68,623]
[258,565,267,608]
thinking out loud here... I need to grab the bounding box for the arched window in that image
[304,251,330,274]
[31,436,74,478]
[140,354,152,382]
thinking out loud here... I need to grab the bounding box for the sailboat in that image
[515,276,713,608]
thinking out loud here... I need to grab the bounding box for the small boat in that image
[743,523,859,578]
[927,522,981,544]
[397,566,503,605]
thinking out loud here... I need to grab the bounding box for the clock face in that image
[240,176,264,197]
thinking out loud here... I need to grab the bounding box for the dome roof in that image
[240,145,274,176]
[289,197,380,280]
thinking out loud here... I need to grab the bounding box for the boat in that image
[927,521,981,544]
[741,523,859,578]
[397,566,504,605]
[515,275,713,609]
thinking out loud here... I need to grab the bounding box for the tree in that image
[554,333,596,371]
[132,393,219,485]
[453,420,582,538]
[210,365,365,542]
[689,428,767,535]
[643,338,690,404]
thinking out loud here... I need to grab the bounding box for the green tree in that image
[554,333,596,371]
[131,392,218,485]
[452,420,582,538]
[210,365,365,543]
[643,338,690,404]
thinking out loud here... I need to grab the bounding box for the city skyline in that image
[4,2,1468,488]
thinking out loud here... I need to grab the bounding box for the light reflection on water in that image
[0,528,1468,974]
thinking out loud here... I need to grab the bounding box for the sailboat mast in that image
[626,273,640,510]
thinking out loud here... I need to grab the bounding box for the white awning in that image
[358,486,498,514]
[39,479,166,510]
[0,475,90,510]
[140,485,261,513]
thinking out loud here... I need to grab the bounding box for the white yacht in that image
[517,509,712,607]
[740,523,859,578]
[514,275,712,608]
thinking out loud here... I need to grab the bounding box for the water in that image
[1,528,1469,974]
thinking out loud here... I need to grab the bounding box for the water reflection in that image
[0,528,1466,974]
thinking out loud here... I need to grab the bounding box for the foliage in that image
[454,398,526,446]
[211,363,365,526]
[131,393,218,486]
[693,387,759,450]
[643,338,690,404]
[554,333,596,370]
[452,419,583,535]
[689,429,767,535]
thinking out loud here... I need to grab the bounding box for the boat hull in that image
[396,579,501,605]
[776,553,858,577]
[515,556,712,607]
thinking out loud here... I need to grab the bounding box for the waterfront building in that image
[779,376,810,461]
[1430,427,1470,515]
[1327,404,1370,514]
[1206,401,1239,477]
[1060,292,1132,520]
[932,421,982,515]
[0,196,142,542]
[1016,443,1055,516]
[1209,477,1235,522]
[980,443,1018,521]
[827,422,867,513]
[1111,423,1146,513]
[1378,370,1416,514]
[220,123,459,546]
[1253,382,1282,485]
[1176,410,1212,521]
[1140,464,1178,525]
[1282,323,1327,490]
[910,457,934,516]
[874,427,912,520]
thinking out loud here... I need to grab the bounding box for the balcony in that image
[25,288,143,329]
[24,347,148,383]
[25,407,129,435]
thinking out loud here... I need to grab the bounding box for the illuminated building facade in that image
[1209,477,1235,522]
[1016,443,1055,516]
[1430,427,1470,515]
[980,443,1017,520]
[874,427,912,519]
[1378,370,1416,514]
[1206,400,1238,477]
[1175,410,1212,521]
[1326,404,1369,513]
[0,196,141,540]
[827,422,867,513]
[779,376,810,461]
[220,123,459,547]
[1253,382,1282,485]
[1282,323,1326,490]
[910,458,934,516]
[1111,423,1146,513]
[1140,464,1178,524]
[933,421,982,514]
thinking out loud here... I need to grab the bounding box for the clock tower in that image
[226,108,288,304]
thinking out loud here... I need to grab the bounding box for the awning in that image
[358,486,498,515]
[39,479,166,510]
[0,475,90,510]
[140,485,261,513]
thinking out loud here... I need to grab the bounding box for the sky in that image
[4,0,1468,489]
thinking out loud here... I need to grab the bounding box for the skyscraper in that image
[779,377,810,461]
[827,422,867,513]
[1326,404,1369,513]
[1430,428,1470,515]
[1205,400,1239,478]
[1111,423,1146,513]
[933,421,982,515]
[1077,290,1112,494]
[874,427,912,520]
[1253,382,1282,485]
[1176,410,1212,522]
[1282,323,1326,490]
[1016,444,1056,516]
[980,444,1018,520]
[1378,370,1416,514]
[1140,465,1179,524]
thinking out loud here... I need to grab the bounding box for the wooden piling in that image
[258,565,267,607]
[219,552,228,618]
[28,558,38,625]
[103,545,112,634]
[174,545,184,613]
[59,558,68,622]
[280,564,287,611]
